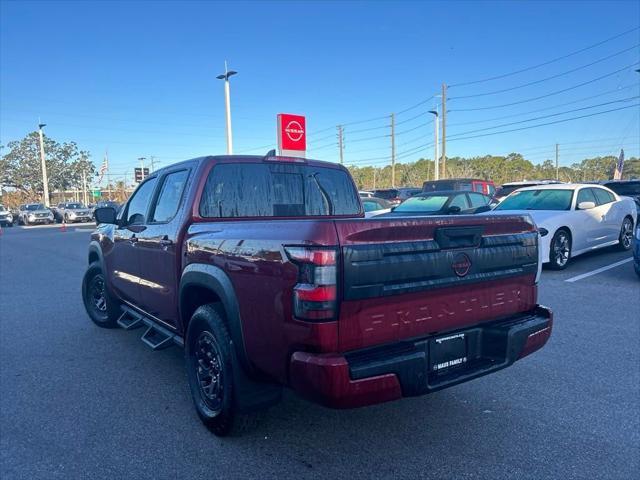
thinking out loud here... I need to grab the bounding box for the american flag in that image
[613,149,624,180]
[97,152,108,183]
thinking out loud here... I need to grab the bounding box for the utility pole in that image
[429,110,439,180]
[441,84,447,179]
[373,169,377,190]
[555,143,559,180]
[337,125,344,165]
[150,156,156,172]
[38,122,50,207]
[216,61,238,155]
[390,113,396,188]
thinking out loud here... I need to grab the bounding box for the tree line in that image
[347,153,640,190]
[0,131,96,205]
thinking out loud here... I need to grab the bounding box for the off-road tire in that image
[82,261,121,328]
[185,304,259,436]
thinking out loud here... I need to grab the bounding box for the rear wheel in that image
[549,229,571,270]
[186,304,257,436]
[616,217,633,251]
[82,262,120,328]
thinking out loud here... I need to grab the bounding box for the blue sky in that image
[1,0,639,184]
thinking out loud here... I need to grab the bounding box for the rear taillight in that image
[285,246,338,321]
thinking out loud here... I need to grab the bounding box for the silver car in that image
[0,204,14,227]
[57,202,94,223]
[18,203,54,225]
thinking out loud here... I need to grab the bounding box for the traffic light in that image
[134,167,149,183]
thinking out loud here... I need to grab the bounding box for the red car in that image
[84,154,552,436]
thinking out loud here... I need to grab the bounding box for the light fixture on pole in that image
[428,111,439,180]
[216,61,238,155]
[38,122,50,207]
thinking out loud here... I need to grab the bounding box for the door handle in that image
[159,236,173,247]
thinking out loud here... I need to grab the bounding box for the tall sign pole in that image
[38,122,50,207]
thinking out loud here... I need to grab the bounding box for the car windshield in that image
[393,195,449,212]
[66,203,84,208]
[495,189,573,211]
[604,182,640,196]
[26,204,46,210]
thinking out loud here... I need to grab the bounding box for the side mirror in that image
[577,201,596,210]
[94,207,118,225]
[474,205,492,214]
[447,205,462,214]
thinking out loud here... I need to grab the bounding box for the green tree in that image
[0,131,95,202]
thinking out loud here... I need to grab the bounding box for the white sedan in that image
[488,183,637,269]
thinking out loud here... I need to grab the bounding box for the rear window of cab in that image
[199,162,361,218]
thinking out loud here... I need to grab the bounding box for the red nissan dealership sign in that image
[277,113,306,157]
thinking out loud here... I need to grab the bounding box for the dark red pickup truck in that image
[84,153,552,436]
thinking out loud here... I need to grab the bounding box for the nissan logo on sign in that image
[277,113,306,157]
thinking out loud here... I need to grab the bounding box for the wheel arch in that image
[179,263,251,372]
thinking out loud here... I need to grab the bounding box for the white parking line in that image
[565,258,633,283]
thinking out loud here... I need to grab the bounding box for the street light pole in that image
[216,61,238,155]
[38,122,50,207]
[428,111,439,180]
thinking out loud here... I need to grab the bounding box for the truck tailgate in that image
[334,215,539,351]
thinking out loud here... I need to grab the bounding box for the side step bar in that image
[118,305,184,350]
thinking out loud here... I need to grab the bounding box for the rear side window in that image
[473,183,484,193]
[592,188,615,205]
[199,163,360,218]
[151,170,189,223]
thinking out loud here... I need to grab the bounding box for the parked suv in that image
[0,204,14,227]
[84,154,553,436]
[18,203,54,225]
[55,202,94,223]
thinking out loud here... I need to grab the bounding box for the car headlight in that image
[7,214,12,221]
[636,226,640,240]
[69,212,76,217]
[28,213,36,219]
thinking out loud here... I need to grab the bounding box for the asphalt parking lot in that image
[1,224,638,480]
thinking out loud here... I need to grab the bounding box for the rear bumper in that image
[289,305,553,409]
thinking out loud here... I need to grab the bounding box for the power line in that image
[396,95,437,115]
[395,110,429,126]
[448,83,639,126]
[448,103,640,142]
[448,96,639,138]
[450,62,639,111]
[395,121,431,137]
[449,26,640,88]
[450,44,639,100]
[346,122,390,134]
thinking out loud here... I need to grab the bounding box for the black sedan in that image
[378,190,495,217]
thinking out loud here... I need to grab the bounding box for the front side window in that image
[151,170,189,223]
[199,163,360,218]
[468,193,489,208]
[576,188,597,207]
[496,189,573,211]
[450,194,469,210]
[592,188,615,205]
[126,177,158,225]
